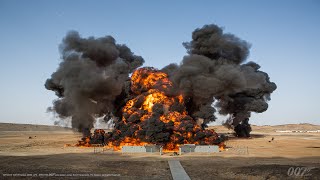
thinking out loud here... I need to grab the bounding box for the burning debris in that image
[45,24,276,150]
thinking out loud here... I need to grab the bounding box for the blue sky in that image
[0,0,319,125]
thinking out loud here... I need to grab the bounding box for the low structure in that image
[194,145,219,153]
[276,130,320,133]
[179,144,196,154]
[179,144,219,154]
[121,145,160,153]
[121,144,220,154]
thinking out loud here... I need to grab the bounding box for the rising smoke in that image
[45,24,276,138]
[45,31,144,136]
[163,24,277,136]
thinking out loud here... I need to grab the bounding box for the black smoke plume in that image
[46,24,276,138]
[45,31,144,135]
[163,24,277,136]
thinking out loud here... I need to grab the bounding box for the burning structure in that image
[45,24,277,151]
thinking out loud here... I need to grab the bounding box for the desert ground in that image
[0,123,319,179]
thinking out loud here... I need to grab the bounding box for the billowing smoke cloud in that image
[163,24,277,136]
[46,24,276,138]
[45,31,144,135]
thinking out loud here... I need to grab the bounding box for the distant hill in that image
[0,122,72,131]
[209,123,320,133]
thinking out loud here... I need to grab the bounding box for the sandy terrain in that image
[0,123,319,179]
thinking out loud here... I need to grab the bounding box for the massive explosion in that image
[105,67,224,151]
[45,24,277,150]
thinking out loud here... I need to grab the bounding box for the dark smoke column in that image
[163,24,277,137]
[45,31,144,136]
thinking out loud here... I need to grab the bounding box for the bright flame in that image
[103,67,224,152]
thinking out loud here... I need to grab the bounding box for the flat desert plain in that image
[0,123,319,179]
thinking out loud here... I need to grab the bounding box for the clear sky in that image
[0,0,319,125]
